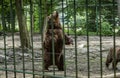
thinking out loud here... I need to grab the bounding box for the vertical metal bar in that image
[18,0,25,77]
[66,0,70,35]
[20,0,26,78]
[95,0,98,35]
[98,0,103,77]
[50,0,55,75]
[51,13,56,76]
[112,0,116,77]
[22,28,25,78]
[85,0,90,78]
[38,0,45,77]
[38,0,43,34]
[10,0,16,77]
[22,44,25,78]
[30,0,35,78]
[73,0,78,78]
[1,0,8,78]
[61,0,66,77]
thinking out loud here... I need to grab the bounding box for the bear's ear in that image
[53,11,59,18]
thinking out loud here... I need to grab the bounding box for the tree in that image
[30,0,62,33]
[0,0,16,31]
[15,0,31,49]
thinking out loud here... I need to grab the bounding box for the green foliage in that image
[68,13,86,33]
[0,0,119,35]
[63,0,118,33]
[0,25,2,30]
[76,29,87,35]
[116,26,120,36]
[98,21,113,36]
[65,21,113,36]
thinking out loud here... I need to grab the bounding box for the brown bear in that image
[43,11,73,71]
[106,46,120,69]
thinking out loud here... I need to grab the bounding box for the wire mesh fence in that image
[0,0,119,78]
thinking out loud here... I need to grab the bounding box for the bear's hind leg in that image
[44,52,52,71]
[112,60,118,70]
[57,54,64,71]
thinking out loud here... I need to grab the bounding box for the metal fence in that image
[0,0,119,78]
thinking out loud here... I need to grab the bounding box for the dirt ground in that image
[0,33,120,78]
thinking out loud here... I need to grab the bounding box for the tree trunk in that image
[15,0,31,49]
[42,0,49,41]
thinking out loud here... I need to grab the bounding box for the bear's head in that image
[47,11,61,29]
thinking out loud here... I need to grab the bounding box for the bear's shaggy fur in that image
[106,46,120,69]
[43,11,73,71]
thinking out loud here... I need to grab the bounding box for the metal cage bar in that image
[0,0,119,78]
[1,0,8,78]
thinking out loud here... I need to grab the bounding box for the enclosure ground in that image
[0,34,120,78]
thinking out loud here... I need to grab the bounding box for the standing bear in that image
[43,11,73,71]
[106,46,120,69]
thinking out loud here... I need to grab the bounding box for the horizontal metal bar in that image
[0,68,73,78]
